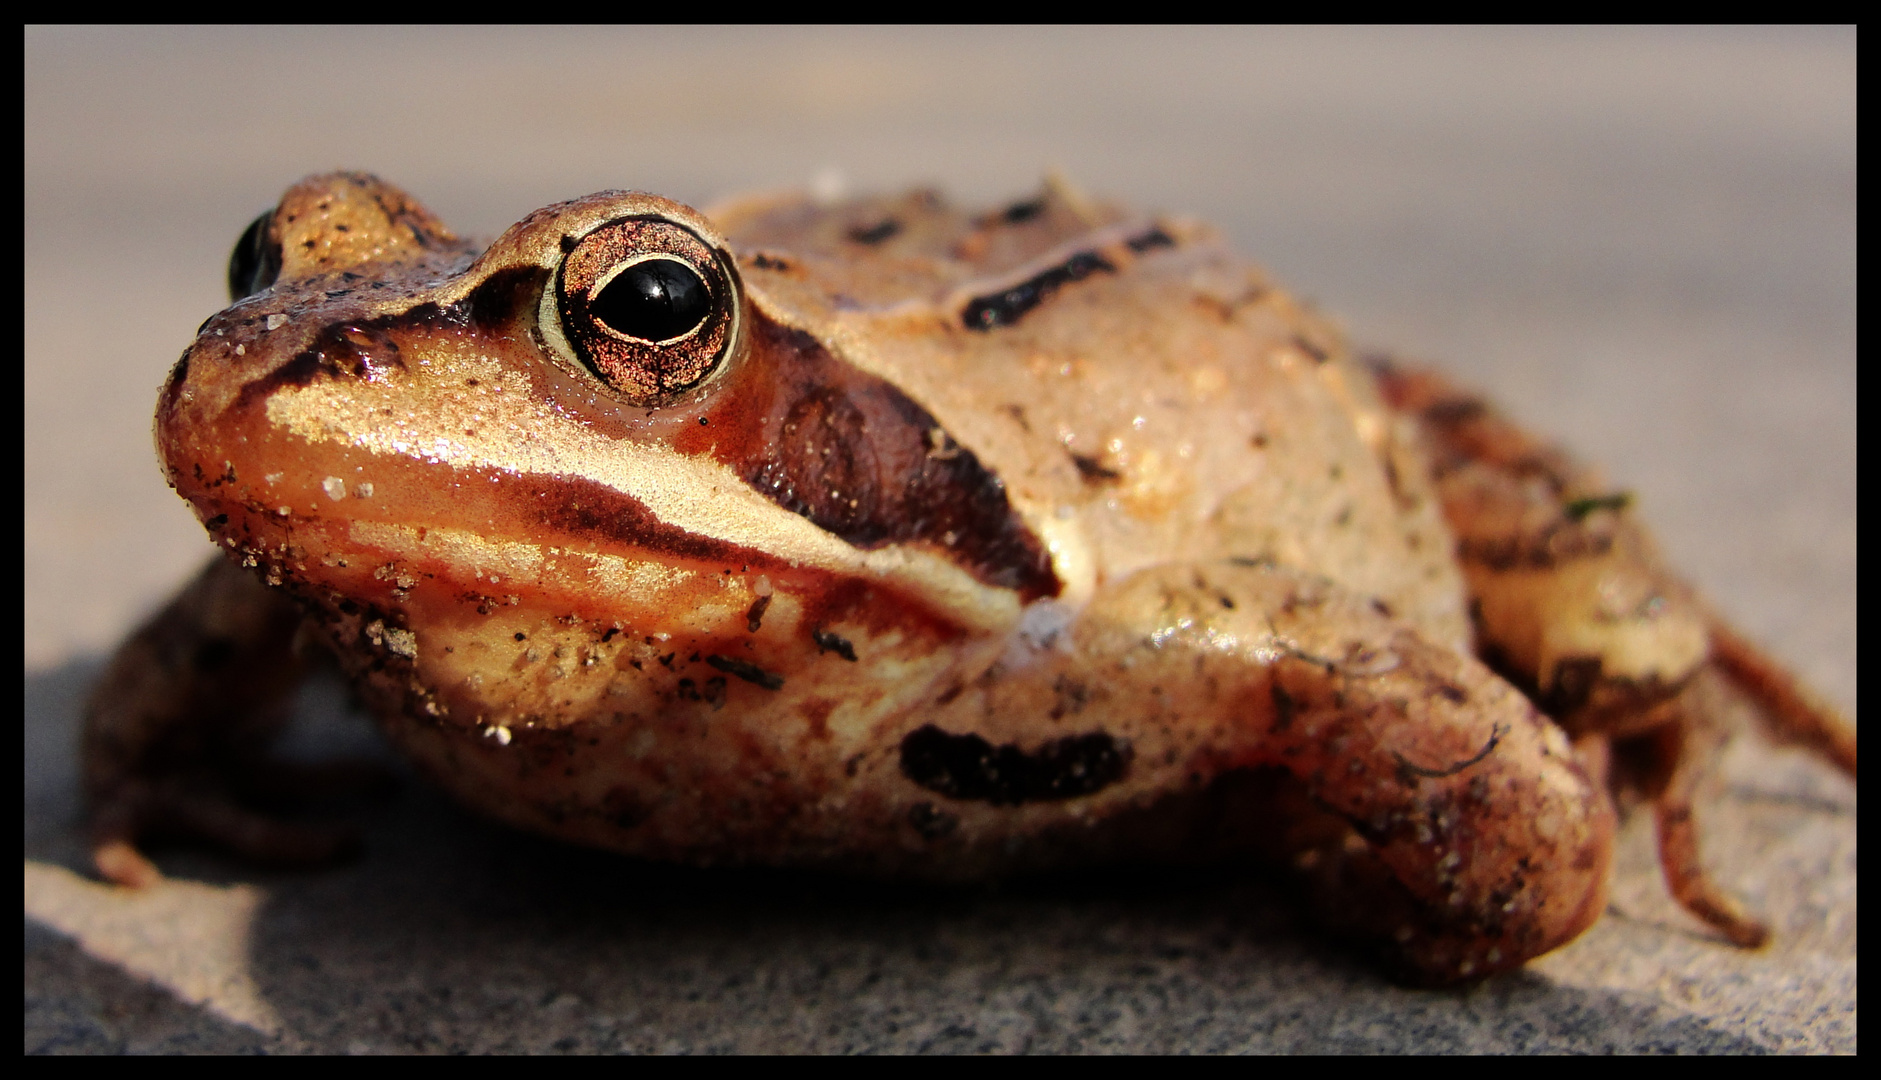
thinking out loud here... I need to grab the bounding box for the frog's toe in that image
[171,790,364,867]
[92,837,164,889]
[88,778,364,887]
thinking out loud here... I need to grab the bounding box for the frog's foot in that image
[1608,647,1855,951]
[1644,720,1768,948]
[88,775,365,888]
[1235,766,1610,986]
[82,556,372,887]
[1374,356,1855,948]
[1252,625,1617,983]
[1079,563,1617,984]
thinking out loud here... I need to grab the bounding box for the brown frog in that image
[85,173,1856,984]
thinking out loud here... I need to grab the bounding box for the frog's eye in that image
[546,215,740,406]
[227,211,283,301]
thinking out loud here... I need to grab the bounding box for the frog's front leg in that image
[1034,561,1614,983]
[1371,358,1856,947]
[82,557,362,886]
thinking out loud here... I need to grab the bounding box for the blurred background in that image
[24,27,1854,714]
[22,27,1856,1053]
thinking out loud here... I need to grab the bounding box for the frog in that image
[84,172,1856,985]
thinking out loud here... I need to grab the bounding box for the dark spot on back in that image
[962,250,1115,331]
[1291,335,1329,363]
[898,724,1132,805]
[1126,226,1175,253]
[1069,452,1122,484]
[999,198,1046,224]
[846,218,901,245]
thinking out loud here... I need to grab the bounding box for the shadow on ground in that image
[28,658,1821,1053]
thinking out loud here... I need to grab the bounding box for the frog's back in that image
[712,179,1471,649]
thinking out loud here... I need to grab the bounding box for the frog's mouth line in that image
[248,355,1031,638]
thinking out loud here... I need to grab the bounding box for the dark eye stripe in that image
[677,314,1060,603]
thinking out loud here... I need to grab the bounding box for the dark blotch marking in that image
[847,218,902,245]
[697,317,1058,601]
[745,593,772,632]
[962,251,1115,331]
[1563,491,1633,522]
[707,654,784,690]
[1291,335,1329,363]
[999,198,1046,224]
[1069,452,1122,484]
[898,724,1132,805]
[958,226,1174,332]
[1270,682,1296,732]
[811,628,858,662]
[751,253,791,271]
[1126,226,1175,253]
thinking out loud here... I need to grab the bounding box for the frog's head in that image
[158,173,1055,656]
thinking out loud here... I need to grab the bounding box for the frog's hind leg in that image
[83,557,368,886]
[1628,691,1768,947]
[1369,355,1856,946]
[1709,622,1857,775]
[1064,562,1616,984]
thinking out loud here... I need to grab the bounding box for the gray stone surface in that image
[26,27,1854,1053]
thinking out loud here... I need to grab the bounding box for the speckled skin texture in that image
[28,28,1855,1052]
[84,171,1750,985]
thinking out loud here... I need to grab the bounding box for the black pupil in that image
[590,258,710,342]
